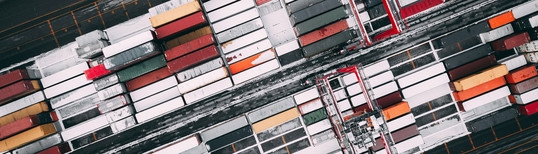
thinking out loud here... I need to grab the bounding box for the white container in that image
[178,67,228,94]
[105,106,133,122]
[231,59,279,84]
[102,31,154,58]
[372,81,398,99]
[359,11,371,22]
[135,96,184,123]
[0,91,45,117]
[307,119,332,135]
[93,73,119,91]
[44,74,92,99]
[338,99,352,112]
[387,114,415,132]
[213,8,259,33]
[247,97,295,123]
[129,76,178,102]
[261,9,296,46]
[98,95,130,114]
[298,98,323,115]
[334,89,347,101]
[203,0,237,12]
[201,116,249,141]
[518,40,538,53]
[530,15,538,28]
[58,94,100,119]
[148,0,193,17]
[207,0,255,22]
[221,28,268,54]
[499,55,527,71]
[407,83,452,108]
[40,62,89,88]
[184,77,233,104]
[217,18,264,43]
[511,0,538,19]
[97,83,126,100]
[368,71,395,88]
[50,84,97,109]
[295,138,341,154]
[134,86,181,112]
[75,30,107,46]
[110,116,137,133]
[397,63,446,88]
[105,14,153,44]
[394,135,424,153]
[461,97,510,121]
[480,24,514,43]
[275,40,300,56]
[177,58,224,82]
[151,135,200,154]
[399,0,421,7]
[402,73,449,99]
[462,86,510,111]
[512,87,538,105]
[342,60,391,85]
[11,134,62,154]
[61,115,108,141]
[525,52,538,63]
[350,94,367,107]
[293,87,319,105]
[226,39,272,64]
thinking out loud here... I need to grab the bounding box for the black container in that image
[278,49,304,66]
[302,30,355,57]
[290,0,342,25]
[206,126,253,151]
[62,108,101,129]
[287,0,324,13]
[465,107,518,132]
[443,44,492,70]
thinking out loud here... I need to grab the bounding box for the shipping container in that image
[397,63,445,88]
[212,8,260,33]
[461,97,510,121]
[290,0,342,25]
[509,87,538,105]
[383,102,411,121]
[480,24,514,43]
[110,116,136,133]
[75,40,109,59]
[69,126,113,149]
[203,0,236,12]
[519,40,538,52]
[519,100,538,115]
[44,75,91,99]
[84,64,113,80]
[261,9,296,46]
[105,13,152,44]
[525,51,538,63]
[130,75,178,102]
[302,108,327,126]
[407,83,452,108]
[448,55,497,81]
[458,86,510,111]
[275,40,300,56]
[307,119,331,135]
[93,73,119,91]
[511,0,538,19]
[165,34,214,61]
[509,76,538,94]
[125,67,173,91]
[287,0,324,13]
[439,21,490,47]
[372,125,419,151]
[14,134,63,154]
[207,0,255,22]
[444,45,492,70]
[295,138,340,154]
[421,122,467,149]
[256,118,302,142]
[201,116,249,141]
[165,26,212,49]
[167,46,219,73]
[103,42,160,70]
[302,29,355,57]
[260,128,308,152]
[149,1,201,28]
[41,62,88,88]
[135,96,184,123]
[50,83,96,109]
[0,80,40,104]
[252,108,299,133]
[466,107,518,132]
[151,135,200,154]
[229,50,275,74]
[97,83,126,100]
[248,98,295,123]
[491,32,531,51]
[60,115,107,141]
[117,55,167,82]
[98,95,129,114]
[294,7,346,36]
[104,106,133,122]
[367,4,387,20]
[211,135,257,153]
[0,69,30,88]
[298,98,323,115]
[0,112,57,140]
[278,49,304,66]
[57,94,100,119]
[75,30,107,46]
[452,65,508,91]
[500,55,527,71]
[453,77,506,102]
[512,13,538,32]
[0,100,47,125]
[221,29,267,54]
[387,113,415,132]
[376,91,403,108]
[206,126,253,151]
[232,59,280,84]
[38,142,71,154]
[62,108,101,129]
[402,73,449,98]
[217,18,264,44]
[299,20,348,46]
[178,67,228,94]
[400,0,444,18]
[0,123,56,151]
[183,77,232,104]
[489,11,516,29]
[89,56,106,68]
[155,12,206,40]
[176,58,224,82]
[226,39,272,64]
[293,88,319,105]
[102,31,154,58]
[505,65,537,83]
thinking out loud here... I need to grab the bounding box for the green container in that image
[117,55,167,82]
[294,6,347,36]
[302,108,327,125]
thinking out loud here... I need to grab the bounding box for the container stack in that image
[399,0,444,19]
[148,134,203,153]
[508,65,538,115]
[287,0,355,57]
[74,30,110,59]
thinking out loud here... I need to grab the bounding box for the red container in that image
[39,143,72,154]
[453,76,506,102]
[448,55,497,81]
[519,100,538,115]
[256,0,272,5]
[229,49,275,74]
[84,64,113,80]
[125,67,173,91]
[372,124,419,151]
[353,104,373,113]
[299,20,349,46]
[505,65,537,83]
[376,91,403,108]
[491,32,531,51]
[155,11,207,40]
[164,34,214,61]
[509,76,538,94]
[401,0,444,18]
[0,69,30,88]
[167,45,219,73]
[0,80,40,104]
[0,112,57,140]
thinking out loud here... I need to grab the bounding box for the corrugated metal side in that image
[299,20,348,46]
[443,44,492,70]
[116,55,167,82]
[125,67,173,91]
[453,77,506,102]
[167,46,220,73]
[294,7,347,36]
[0,69,30,89]
[149,1,201,28]
[50,84,96,109]
[103,42,160,71]
[155,11,207,40]
[176,58,224,82]
[0,101,48,126]
[302,29,355,57]
[448,55,497,81]
[491,32,531,51]
[488,11,516,29]
[383,102,411,120]
[400,0,444,18]
[229,49,275,74]
[505,65,537,83]
[509,76,538,94]
[0,123,56,151]
[165,34,214,61]
[165,26,212,49]
[452,65,508,91]
[0,80,41,104]
[252,108,299,133]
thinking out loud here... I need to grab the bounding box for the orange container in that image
[0,123,56,151]
[505,65,537,84]
[0,102,49,127]
[488,11,515,29]
[229,49,275,74]
[453,77,506,102]
[382,102,411,121]
[452,65,508,91]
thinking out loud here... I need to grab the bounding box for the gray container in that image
[200,116,249,142]
[103,42,160,70]
[176,58,224,82]
[247,97,296,123]
[57,94,101,119]
[294,6,347,36]
[76,30,108,46]
[93,73,119,91]
[290,0,342,25]
[97,83,127,100]
[287,0,324,13]
[217,18,264,43]
[76,40,109,59]
[98,94,130,114]
[443,44,492,70]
